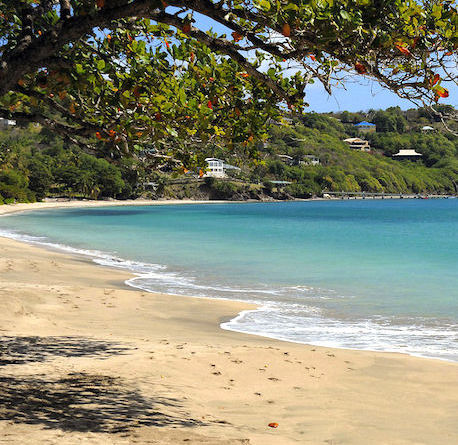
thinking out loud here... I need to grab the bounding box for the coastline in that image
[1,192,450,217]
[0,200,457,444]
[0,198,251,216]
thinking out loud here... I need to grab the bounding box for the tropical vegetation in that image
[1,105,456,204]
[0,0,456,163]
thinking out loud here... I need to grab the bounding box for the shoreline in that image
[0,204,457,443]
[0,198,456,364]
[1,192,454,217]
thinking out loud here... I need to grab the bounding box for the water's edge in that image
[0,216,455,363]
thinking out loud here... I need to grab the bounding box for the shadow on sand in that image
[0,335,131,366]
[0,373,204,432]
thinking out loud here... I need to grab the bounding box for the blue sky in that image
[304,76,457,113]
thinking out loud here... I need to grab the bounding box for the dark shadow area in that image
[0,373,204,433]
[0,336,131,366]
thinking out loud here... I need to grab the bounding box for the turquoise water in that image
[0,200,457,360]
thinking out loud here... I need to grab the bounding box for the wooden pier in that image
[322,191,455,199]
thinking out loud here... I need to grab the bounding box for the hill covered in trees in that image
[250,106,458,197]
[0,105,457,204]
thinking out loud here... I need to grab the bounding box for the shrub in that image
[0,183,29,202]
[209,180,239,199]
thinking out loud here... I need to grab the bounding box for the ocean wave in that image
[0,226,456,362]
[221,306,458,362]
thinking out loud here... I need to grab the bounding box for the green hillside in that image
[0,106,457,204]
[254,108,457,196]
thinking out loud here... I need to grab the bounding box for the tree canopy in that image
[0,0,457,160]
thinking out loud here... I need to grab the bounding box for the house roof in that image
[421,126,434,130]
[354,121,375,127]
[343,137,367,143]
[278,154,293,160]
[205,158,241,170]
[223,163,241,171]
[393,149,423,157]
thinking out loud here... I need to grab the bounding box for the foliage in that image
[0,0,456,163]
[0,125,133,202]
[1,104,457,204]
[262,109,458,196]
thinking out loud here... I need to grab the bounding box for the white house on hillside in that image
[278,154,320,166]
[204,158,241,178]
[343,137,371,152]
[392,149,423,161]
[302,155,320,166]
[0,118,16,129]
[421,125,434,133]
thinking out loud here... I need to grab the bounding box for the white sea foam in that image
[0,226,456,362]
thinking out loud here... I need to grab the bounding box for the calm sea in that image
[1,200,457,361]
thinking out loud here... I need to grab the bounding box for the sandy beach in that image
[0,201,457,444]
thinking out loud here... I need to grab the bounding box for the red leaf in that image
[395,43,411,56]
[232,31,243,42]
[282,23,291,37]
[95,132,102,140]
[354,62,367,74]
[207,100,213,110]
[431,74,440,86]
[435,87,449,98]
[268,422,279,428]
[182,23,191,34]
[96,0,105,8]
